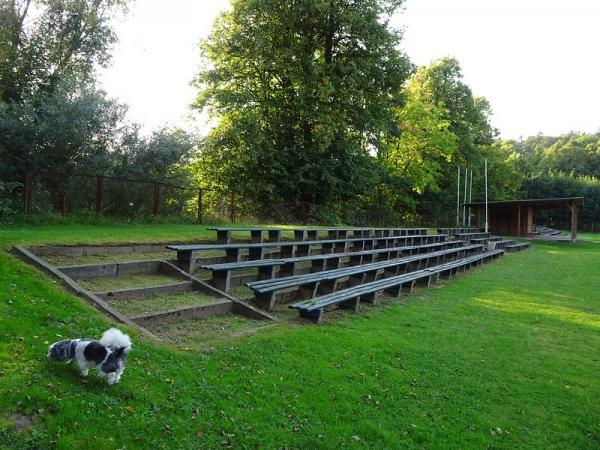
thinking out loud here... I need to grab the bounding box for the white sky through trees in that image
[99,0,600,139]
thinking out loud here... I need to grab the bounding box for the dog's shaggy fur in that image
[47,328,131,384]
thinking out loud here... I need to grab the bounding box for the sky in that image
[99,0,600,139]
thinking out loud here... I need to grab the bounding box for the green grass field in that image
[1,224,599,449]
[578,231,600,242]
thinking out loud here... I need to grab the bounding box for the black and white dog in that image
[47,328,132,385]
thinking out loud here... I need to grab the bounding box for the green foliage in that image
[523,172,600,231]
[0,79,127,176]
[0,0,128,104]
[510,132,600,177]
[194,0,412,213]
[383,67,457,195]
[0,180,21,216]
[507,133,600,230]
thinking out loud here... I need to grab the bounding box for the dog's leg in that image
[107,373,117,385]
[77,360,89,377]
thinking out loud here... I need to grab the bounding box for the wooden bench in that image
[200,240,466,292]
[246,244,483,311]
[207,226,429,244]
[167,234,448,272]
[206,227,285,244]
[428,249,504,281]
[290,249,504,323]
[438,227,479,236]
[505,242,530,252]
[469,236,502,245]
[454,232,492,241]
[488,239,516,250]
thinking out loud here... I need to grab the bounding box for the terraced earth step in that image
[130,298,235,326]
[105,289,227,316]
[95,281,193,301]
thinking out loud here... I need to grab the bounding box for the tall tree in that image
[193,0,412,214]
[0,0,129,179]
[0,0,128,104]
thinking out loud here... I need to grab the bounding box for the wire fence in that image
[2,172,251,223]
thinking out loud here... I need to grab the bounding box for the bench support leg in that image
[294,230,306,241]
[360,292,380,305]
[177,250,195,273]
[279,262,296,278]
[325,257,340,270]
[217,230,231,244]
[212,270,231,292]
[296,244,310,257]
[280,245,295,258]
[225,248,241,262]
[384,284,403,298]
[307,230,319,241]
[404,280,416,294]
[318,279,337,295]
[348,273,366,287]
[268,230,281,242]
[256,292,276,312]
[297,282,319,300]
[250,230,264,243]
[258,265,276,280]
[299,308,323,323]
[249,247,265,260]
[340,297,360,312]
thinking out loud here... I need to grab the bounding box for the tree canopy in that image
[194,0,412,212]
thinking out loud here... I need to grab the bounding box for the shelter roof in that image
[464,197,584,209]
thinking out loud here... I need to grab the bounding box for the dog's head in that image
[100,346,130,374]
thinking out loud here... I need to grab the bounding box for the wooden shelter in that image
[464,197,584,242]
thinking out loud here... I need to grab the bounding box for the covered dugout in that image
[465,197,584,242]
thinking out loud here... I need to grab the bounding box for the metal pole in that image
[463,167,468,226]
[468,169,473,226]
[484,159,489,233]
[456,166,460,226]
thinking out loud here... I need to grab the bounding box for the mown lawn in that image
[1,224,599,449]
[578,231,600,243]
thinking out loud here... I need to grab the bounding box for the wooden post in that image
[517,205,521,237]
[152,182,160,216]
[526,207,533,236]
[570,202,578,242]
[230,192,235,223]
[22,173,30,214]
[197,188,203,224]
[95,176,104,213]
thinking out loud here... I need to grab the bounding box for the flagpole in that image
[484,159,489,233]
[468,169,473,226]
[463,167,468,226]
[456,166,460,227]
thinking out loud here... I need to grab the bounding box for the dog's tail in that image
[100,328,132,351]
